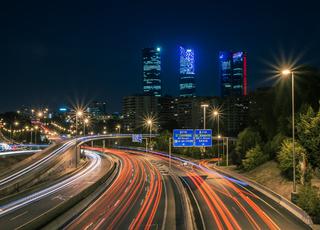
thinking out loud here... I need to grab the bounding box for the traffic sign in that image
[132,134,143,143]
[173,129,194,147]
[194,129,212,147]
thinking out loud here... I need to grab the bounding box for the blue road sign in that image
[173,129,194,147]
[194,129,212,147]
[132,134,143,143]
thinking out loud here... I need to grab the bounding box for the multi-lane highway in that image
[0,135,311,230]
[66,147,310,230]
[0,139,78,194]
[0,149,115,229]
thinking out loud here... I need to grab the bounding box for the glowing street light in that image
[83,118,89,136]
[75,110,84,136]
[76,111,83,117]
[282,69,291,75]
[144,115,157,151]
[10,121,19,142]
[34,125,39,144]
[281,68,296,193]
[146,119,153,136]
[116,124,121,134]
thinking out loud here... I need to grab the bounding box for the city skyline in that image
[1,1,320,227]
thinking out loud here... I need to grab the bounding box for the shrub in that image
[277,138,310,184]
[235,128,262,165]
[242,145,267,171]
[297,186,320,224]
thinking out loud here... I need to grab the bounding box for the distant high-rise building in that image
[122,95,159,131]
[142,48,162,97]
[219,51,247,97]
[179,46,196,97]
[87,101,107,117]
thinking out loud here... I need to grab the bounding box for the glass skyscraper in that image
[179,46,196,97]
[219,51,247,97]
[142,47,162,97]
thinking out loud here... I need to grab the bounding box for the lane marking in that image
[9,211,28,221]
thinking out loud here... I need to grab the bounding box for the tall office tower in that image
[179,46,196,97]
[142,47,162,97]
[219,51,247,97]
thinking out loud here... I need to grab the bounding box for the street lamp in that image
[30,128,34,143]
[75,110,83,136]
[146,119,153,142]
[10,121,19,143]
[83,118,89,136]
[144,115,156,152]
[201,104,209,129]
[213,110,221,165]
[281,69,296,193]
[34,125,39,144]
[116,124,121,134]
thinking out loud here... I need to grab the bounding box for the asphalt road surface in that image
[0,150,114,229]
[67,148,310,230]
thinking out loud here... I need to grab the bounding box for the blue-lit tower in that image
[219,51,247,97]
[142,47,162,97]
[179,46,196,97]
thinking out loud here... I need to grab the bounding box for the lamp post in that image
[34,125,39,144]
[213,110,220,165]
[83,118,89,136]
[201,104,209,129]
[30,128,34,144]
[37,111,43,120]
[10,121,19,143]
[116,124,121,134]
[116,124,121,147]
[282,69,296,193]
[75,110,83,136]
[146,119,153,151]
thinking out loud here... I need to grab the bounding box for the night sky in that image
[1,0,320,112]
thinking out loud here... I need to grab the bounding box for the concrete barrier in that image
[17,159,117,230]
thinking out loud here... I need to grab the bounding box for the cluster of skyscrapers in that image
[142,47,247,98]
[142,46,197,98]
[122,46,249,136]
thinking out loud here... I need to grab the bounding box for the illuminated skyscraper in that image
[179,46,196,97]
[142,47,162,97]
[219,51,247,97]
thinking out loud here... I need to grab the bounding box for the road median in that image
[16,154,117,230]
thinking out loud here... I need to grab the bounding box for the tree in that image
[154,130,171,152]
[265,132,286,159]
[235,128,262,165]
[297,105,320,169]
[297,186,320,223]
[277,138,309,184]
[242,145,267,171]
